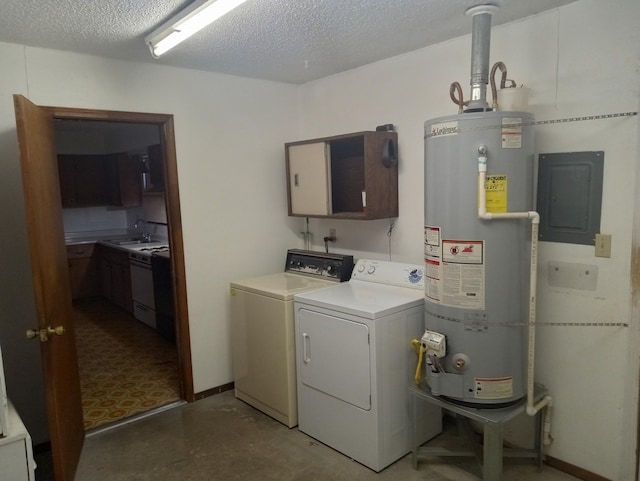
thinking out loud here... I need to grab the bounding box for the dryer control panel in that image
[351,259,425,289]
[285,249,354,281]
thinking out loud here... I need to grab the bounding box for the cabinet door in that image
[287,142,331,216]
[99,247,133,313]
[147,143,165,192]
[57,155,107,207]
[99,257,112,301]
[68,258,99,300]
[110,262,126,310]
[57,156,76,207]
[107,153,142,207]
[67,244,99,300]
[74,155,106,205]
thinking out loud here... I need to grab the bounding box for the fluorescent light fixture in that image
[145,0,248,58]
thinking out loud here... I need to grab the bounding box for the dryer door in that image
[297,309,371,410]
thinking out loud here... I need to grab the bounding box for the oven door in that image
[130,258,156,327]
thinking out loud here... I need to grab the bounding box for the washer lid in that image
[294,280,424,319]
[230,273,335,301]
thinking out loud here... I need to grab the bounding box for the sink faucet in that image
[134,218,152,242]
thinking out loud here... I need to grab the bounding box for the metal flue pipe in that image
[466,5,498,111]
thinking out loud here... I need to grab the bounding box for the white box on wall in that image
[143,194,167,225]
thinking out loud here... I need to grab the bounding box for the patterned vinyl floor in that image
[74,298,180,430]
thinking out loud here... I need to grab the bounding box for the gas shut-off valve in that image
[421,330,446,358]
[421,329,447,374]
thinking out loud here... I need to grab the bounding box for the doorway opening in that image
[47,108,194,430]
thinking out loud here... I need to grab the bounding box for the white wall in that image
[0,42,301,441]
[1,1,638,477]
[297,0,640,479]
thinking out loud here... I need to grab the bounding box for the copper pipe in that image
[490,61,507,109]
[449,82,465,113]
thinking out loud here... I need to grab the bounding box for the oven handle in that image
[302,332,311,364]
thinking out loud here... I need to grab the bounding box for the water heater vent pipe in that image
[465,5,498,111]
[477,145,553,445]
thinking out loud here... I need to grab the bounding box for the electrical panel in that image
[537,151,604,245]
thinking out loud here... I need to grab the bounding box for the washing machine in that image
[294,259,442,472]
[230,249,353,428]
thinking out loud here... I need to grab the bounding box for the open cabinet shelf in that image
[285,131,398,220]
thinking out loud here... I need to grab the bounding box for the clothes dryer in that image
[294,259,442,472]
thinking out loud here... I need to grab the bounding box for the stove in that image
[129,244,169,328]
[129,246,169,264]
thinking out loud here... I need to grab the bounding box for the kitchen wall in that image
[296,0,640,479]
[0,0,637,478]
[0,43,300,443]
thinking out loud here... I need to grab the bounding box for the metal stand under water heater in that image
[423,5,535,407]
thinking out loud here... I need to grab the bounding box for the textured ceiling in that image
[1,0,578,84]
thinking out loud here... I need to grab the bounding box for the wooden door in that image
[13,95,85,481]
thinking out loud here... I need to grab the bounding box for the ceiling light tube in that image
[145,0,247,58]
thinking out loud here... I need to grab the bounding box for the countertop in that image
[64,230,169,256]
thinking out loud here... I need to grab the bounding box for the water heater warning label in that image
[424,231,485,310]
[441,240,484,309]
[424,226,442,302]
[501,117,523,148]
[474,377,513,400]
[484,175,507,213]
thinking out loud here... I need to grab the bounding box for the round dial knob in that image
[367,266,376,274]
[357,264,365,272]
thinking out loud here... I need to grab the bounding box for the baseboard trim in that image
[194,381,235,400]
[546,456,612,481]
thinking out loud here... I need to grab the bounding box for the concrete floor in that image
[71,390,581,481]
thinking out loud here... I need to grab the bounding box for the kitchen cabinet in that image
[98,245,132,313]
[66,243,100,300]
[145,143,166,192]
[57,154,107,207]
[57,153,142,208]
[285,131,398,219]
[107,153,143,207]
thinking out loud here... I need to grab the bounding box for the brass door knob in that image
[26,326,65,342]
[26,329,40,340]
[48,326,65,336]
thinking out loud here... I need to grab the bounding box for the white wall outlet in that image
[329,228,336,239]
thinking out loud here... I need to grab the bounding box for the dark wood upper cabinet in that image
[146,143,166,192]
[285,131,399,220]
[107,153,142,207]
[57,154,107,207]
[57,153,142,208]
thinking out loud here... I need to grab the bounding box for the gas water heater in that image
[423,5,535,406]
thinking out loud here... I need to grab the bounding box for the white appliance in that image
[129,244,169,328]
[230,249,353,428]
[0,342,8,435]
[0,343,36,481]
[294,259,442,472]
